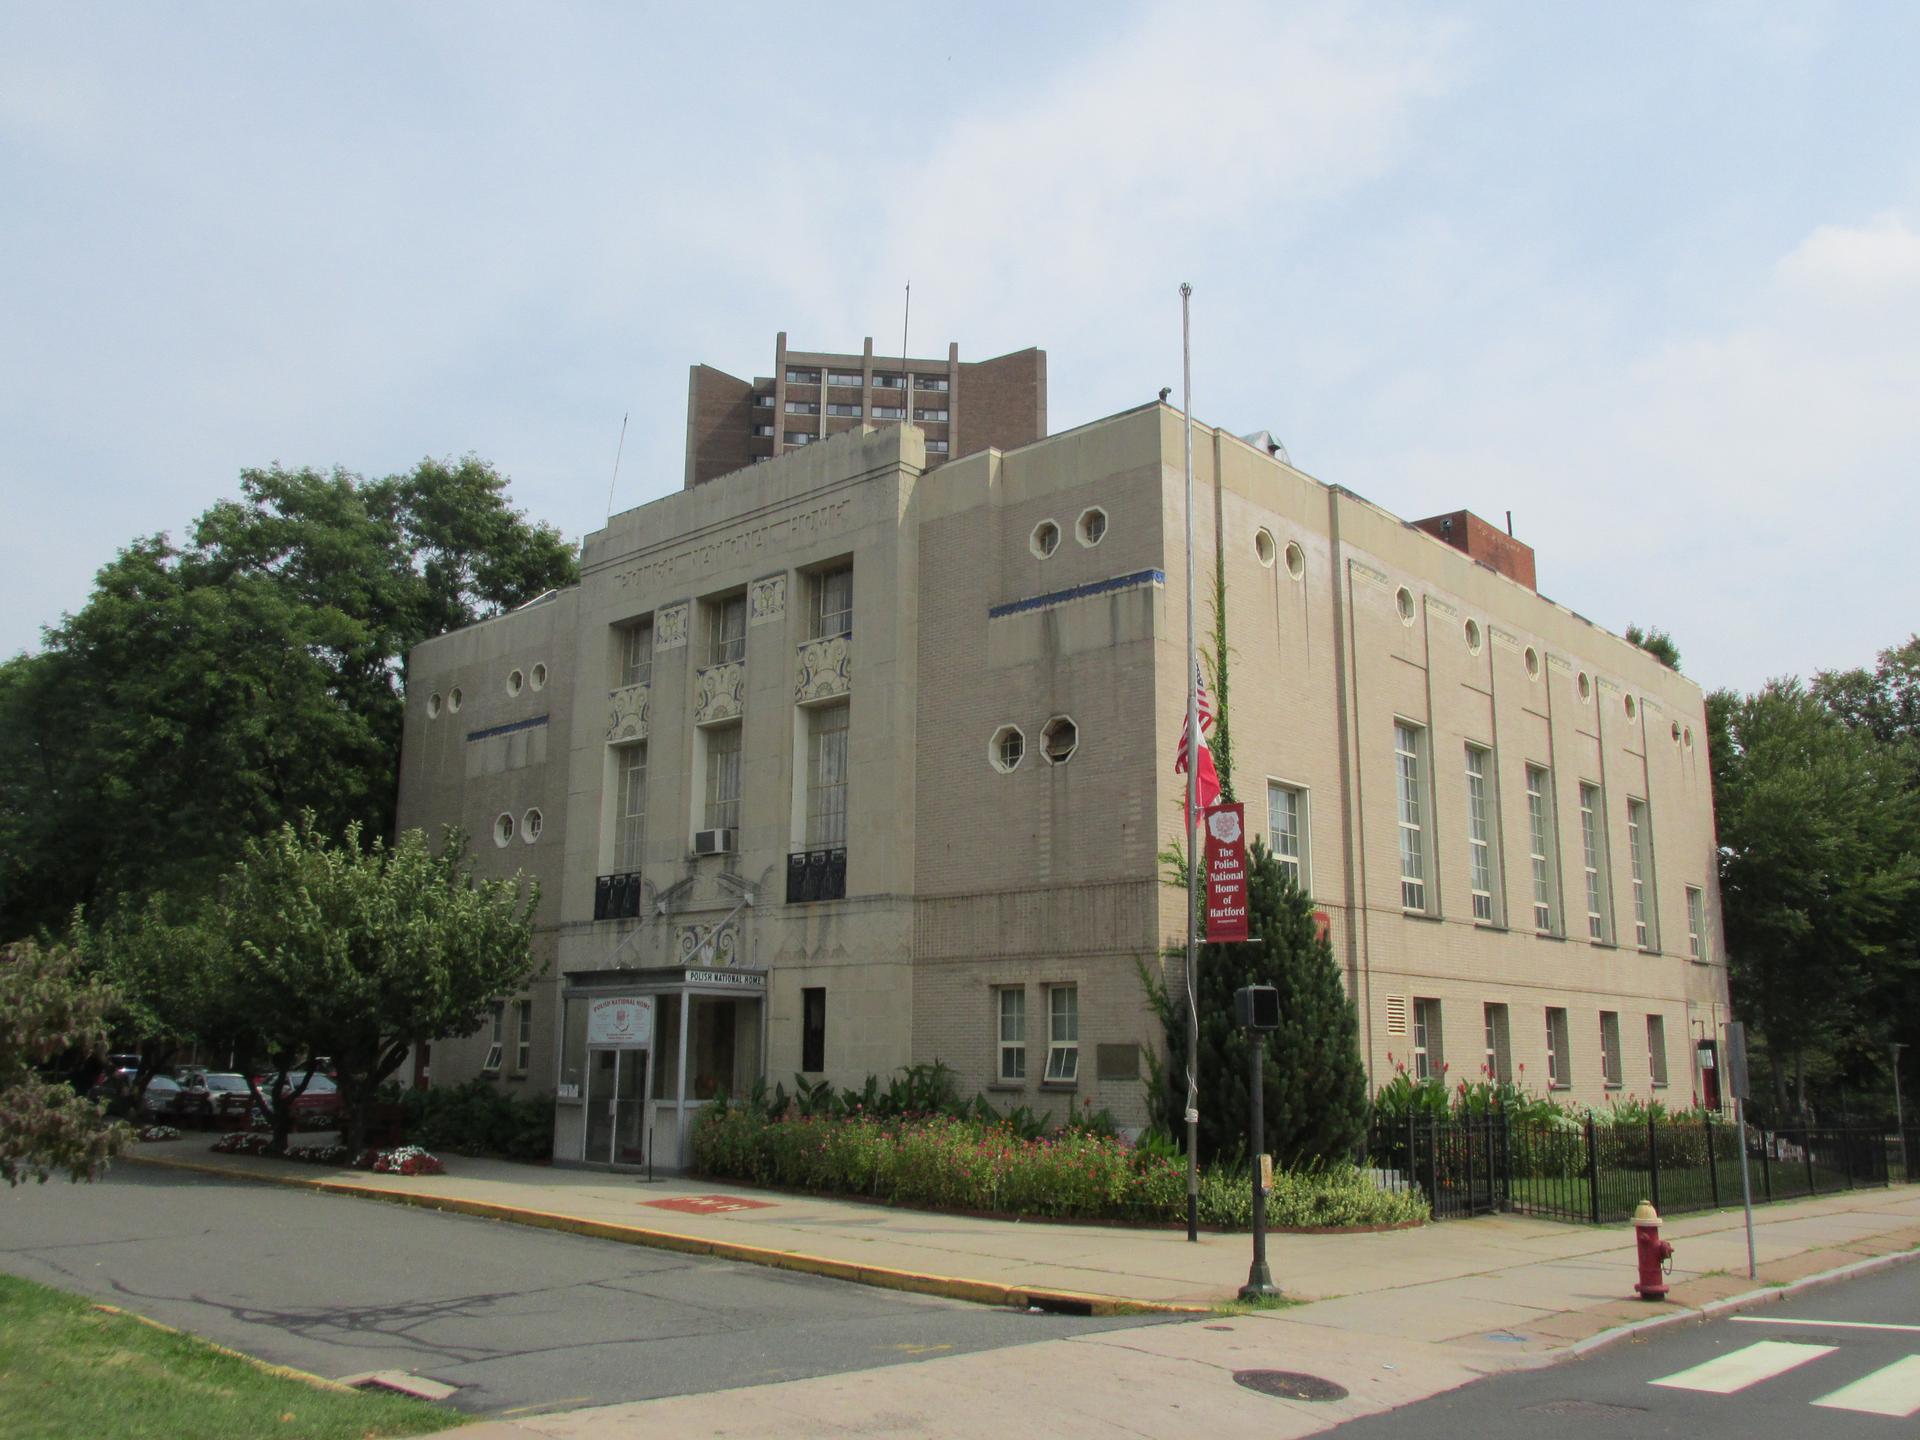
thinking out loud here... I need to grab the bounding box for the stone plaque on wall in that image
[655,602,689,651]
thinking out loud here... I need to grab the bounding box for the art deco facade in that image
[396,404,1732,1169]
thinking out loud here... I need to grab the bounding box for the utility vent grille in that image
[1385,995,1409,1035]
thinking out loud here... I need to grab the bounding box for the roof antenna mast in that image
[900,282,911,433]
[604,411,629,521]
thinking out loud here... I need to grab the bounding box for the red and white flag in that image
[1174,661,1220,825]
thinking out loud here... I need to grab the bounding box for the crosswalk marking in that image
[1649,1340,1836,1394]
[1734,1315,1920,1335]
[1812,1357,1920,1418]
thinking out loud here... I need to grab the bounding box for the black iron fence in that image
[1365,1110,1918,1224]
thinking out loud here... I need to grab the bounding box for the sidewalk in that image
[129,1146,1920,1437]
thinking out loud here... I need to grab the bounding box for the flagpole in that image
[1181,281,1200,1243]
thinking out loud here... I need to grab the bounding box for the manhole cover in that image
[1233,1370,1349,1402]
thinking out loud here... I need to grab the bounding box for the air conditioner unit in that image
[694,828,736,856]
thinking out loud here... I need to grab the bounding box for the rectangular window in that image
[754,393,773,408]
[513,1000,533,1075]
[1628,798,1656,949]
[914,375,949,391]
[1395,722,1427,911]
[615,743,647,870]
[483,1002,504,1075]
[1045,986,1079,1083]
[784,400,820,415]
[1578,782,1609,941]
[825,402,863,417]
[1411,997,1443,1080]
[871,405,906,420]
[1546,1007,1571,1089]
[1600,1011,1623,1086]
[1526,765,1557,933]
[784,368,819,385]
[1483,1002,1512,1084]
[924,439,949,454]
[872,372,904,389]
[1647,1015,1670,1086]
[809,565,853,639]
[801,988,826,1072]
[826,371,862,387]
[997,988,1026,1082]
[1686,886,1707,961]
[805,703,849,848]
[704,725,742,832]
[1266,780,1307,890]
[914,408,949,422]
[621,618,654,688]
[709,595,746,665]
[1465,745,1497,923]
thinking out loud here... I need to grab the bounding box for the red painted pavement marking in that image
[643,1194,774,1214]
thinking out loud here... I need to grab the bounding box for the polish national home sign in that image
[1205,803,1250,943]
[588,996,654,1048]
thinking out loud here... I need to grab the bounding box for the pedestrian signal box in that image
[1233,985,1279,1031]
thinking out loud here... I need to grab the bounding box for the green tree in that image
[222,819,539,1153]
[73,896,231,1107]
[0,457,575,936]
[1145,839,1367,1166]
[1,941,129,1185]
[1625,622,1682,671]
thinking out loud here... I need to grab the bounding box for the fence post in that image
[1428,1114,1441,1218]
[1586,1117,1602,1225]
[1760,1123,1772,1201]
[1465,1112,1477,1215]
[1407,1110,1417,1204]
[1648,1115,1662,1213]
[1707,1111,1720,1208]
[1502,1108,1514,1213]
[1842,1098,1856,1190]
[1805,1123,1817,1196]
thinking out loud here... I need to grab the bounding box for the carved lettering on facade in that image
[613,499,855,595]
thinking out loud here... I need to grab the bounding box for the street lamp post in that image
[1234,984,1281,1301]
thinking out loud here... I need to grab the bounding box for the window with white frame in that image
[1578,782,1610,941]
[513,1000,533,1075]
[1647,1014,1670,1086]
[997,988,1026,1082]
[1526,765,1557,933]
[1465,745,1497,923]
[1411,997,1443,1080]
[1686,886,1707,961]
[809,565,853,640]
[1483,1002,1512,1084]
[1395,722,1428,911]
[1545,1007,1571,1089]
[704,724,742,832]
[805,703,849,848]
[1045,986,1079,1083]
[1600,1010,1623,1086]
[621,618,654,688]
[1267,780,1307,890]
[483,1002,504,1074]
[1628,798,1657,949]
[615,743,647,871]
[709,594,747,666]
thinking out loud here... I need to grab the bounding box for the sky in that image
[3,1,1917,694]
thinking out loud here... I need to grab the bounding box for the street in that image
[0,1166,1180,1418]
[1320,1260,1920,1437]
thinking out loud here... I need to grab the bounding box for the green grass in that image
[1210,1292,1302,1317]
[1508,1160,1860,1223]
[0,1273,468,1440]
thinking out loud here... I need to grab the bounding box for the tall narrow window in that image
[615,744,647,871]
[1483,1003,1512,1083]
[809,565,853,640]
[1411,998,1443,1079]
[1395,722,1427,911]
[1465,745,1497,923]
[1628,798,1657,949]
[1599,1011,1623,1087]
[1647,1014,1670,1086]
[1578,782,1609,941]
[705,725,742,832]
[1686,886,1708,961]
[1045,986,1079,1083]
[801,988,826,1073]
[1267,780,1306,890]
[621,618,654,688]
[483,1002,504,1075]
[805,703,849,848]
[709,594,747,665]
[1545,1007,1570,1089]
[997,988,1026,1082]
[514,1000,533,1075]
[1526,765,1557,933]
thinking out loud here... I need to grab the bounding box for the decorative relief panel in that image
[1349,560,1391,590]
[606,683,651,743]
[655,602,689,651]
[678,922,740,967]
[1425,595,1459,620]
[693,661,745,726]
[748,574,787,627]
[794,635,851,705]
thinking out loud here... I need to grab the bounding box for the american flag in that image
[1174,661,1220,823]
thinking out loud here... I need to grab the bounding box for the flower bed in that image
[136,1125,181,1143]
[209,1133,445,1176]
[690,1108,1426,1229]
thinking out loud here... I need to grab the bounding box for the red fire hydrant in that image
[1633,1199,1673,1301]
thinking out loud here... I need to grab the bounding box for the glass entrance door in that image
[583,1047,651,1168]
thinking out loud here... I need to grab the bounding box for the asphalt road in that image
[1317,1259,1920,1438]
[0,1165,1179,1417]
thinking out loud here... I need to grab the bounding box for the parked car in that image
[138,1075,184,1121]
[250,1071,344,1131]
[175,1072,256,1128]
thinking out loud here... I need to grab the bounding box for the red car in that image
[249,1071,344,1131]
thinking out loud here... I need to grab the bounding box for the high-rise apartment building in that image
[683,331,1046,487]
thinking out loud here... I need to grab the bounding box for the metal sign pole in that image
[1726,1021,1756,1280]
[1181,281,1200,1244]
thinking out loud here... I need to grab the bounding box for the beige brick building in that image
[397,402,1732,1170]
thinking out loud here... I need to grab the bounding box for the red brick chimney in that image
[1412,510,1536,591]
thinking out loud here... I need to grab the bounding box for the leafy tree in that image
[222,819,539,1153]
[1,941,128,1185]
[0,457,576,937]
[1144,839,1368,1166]
[1625,622,1682,671]
[73,896,231,1107]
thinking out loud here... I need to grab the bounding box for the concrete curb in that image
[125,1153,1214,1318]
[88,1301,360,1394]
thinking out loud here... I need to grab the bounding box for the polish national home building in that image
[395,392,1732,1171]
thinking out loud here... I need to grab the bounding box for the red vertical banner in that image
[1205,802,1250,943]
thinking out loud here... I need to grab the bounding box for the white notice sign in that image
[588,995,653,1048]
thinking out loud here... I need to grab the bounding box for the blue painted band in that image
[465,713,551,744]
[989,568,1166,619]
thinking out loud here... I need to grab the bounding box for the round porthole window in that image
[990,724,1025,773]
[1395,587,1415,624]
[1525,647,1541,680]
[1464,618,1483,654]
[1624,694,1638,720]
[1030,521,1060,559]
[427,692,443,719]
[448,687,463,713]
[1684,725,1694,749]
[1671,720,1682,743]
[1042,715,1078,764]
[530,663,547,691]
[1578,672,1592,702]
[522,808,543,843]
[1284,541,1305,580]
[492,813,514,847]
[507,668,524,696]
[1255,529,1276,567]
[1077,508,1108,547]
